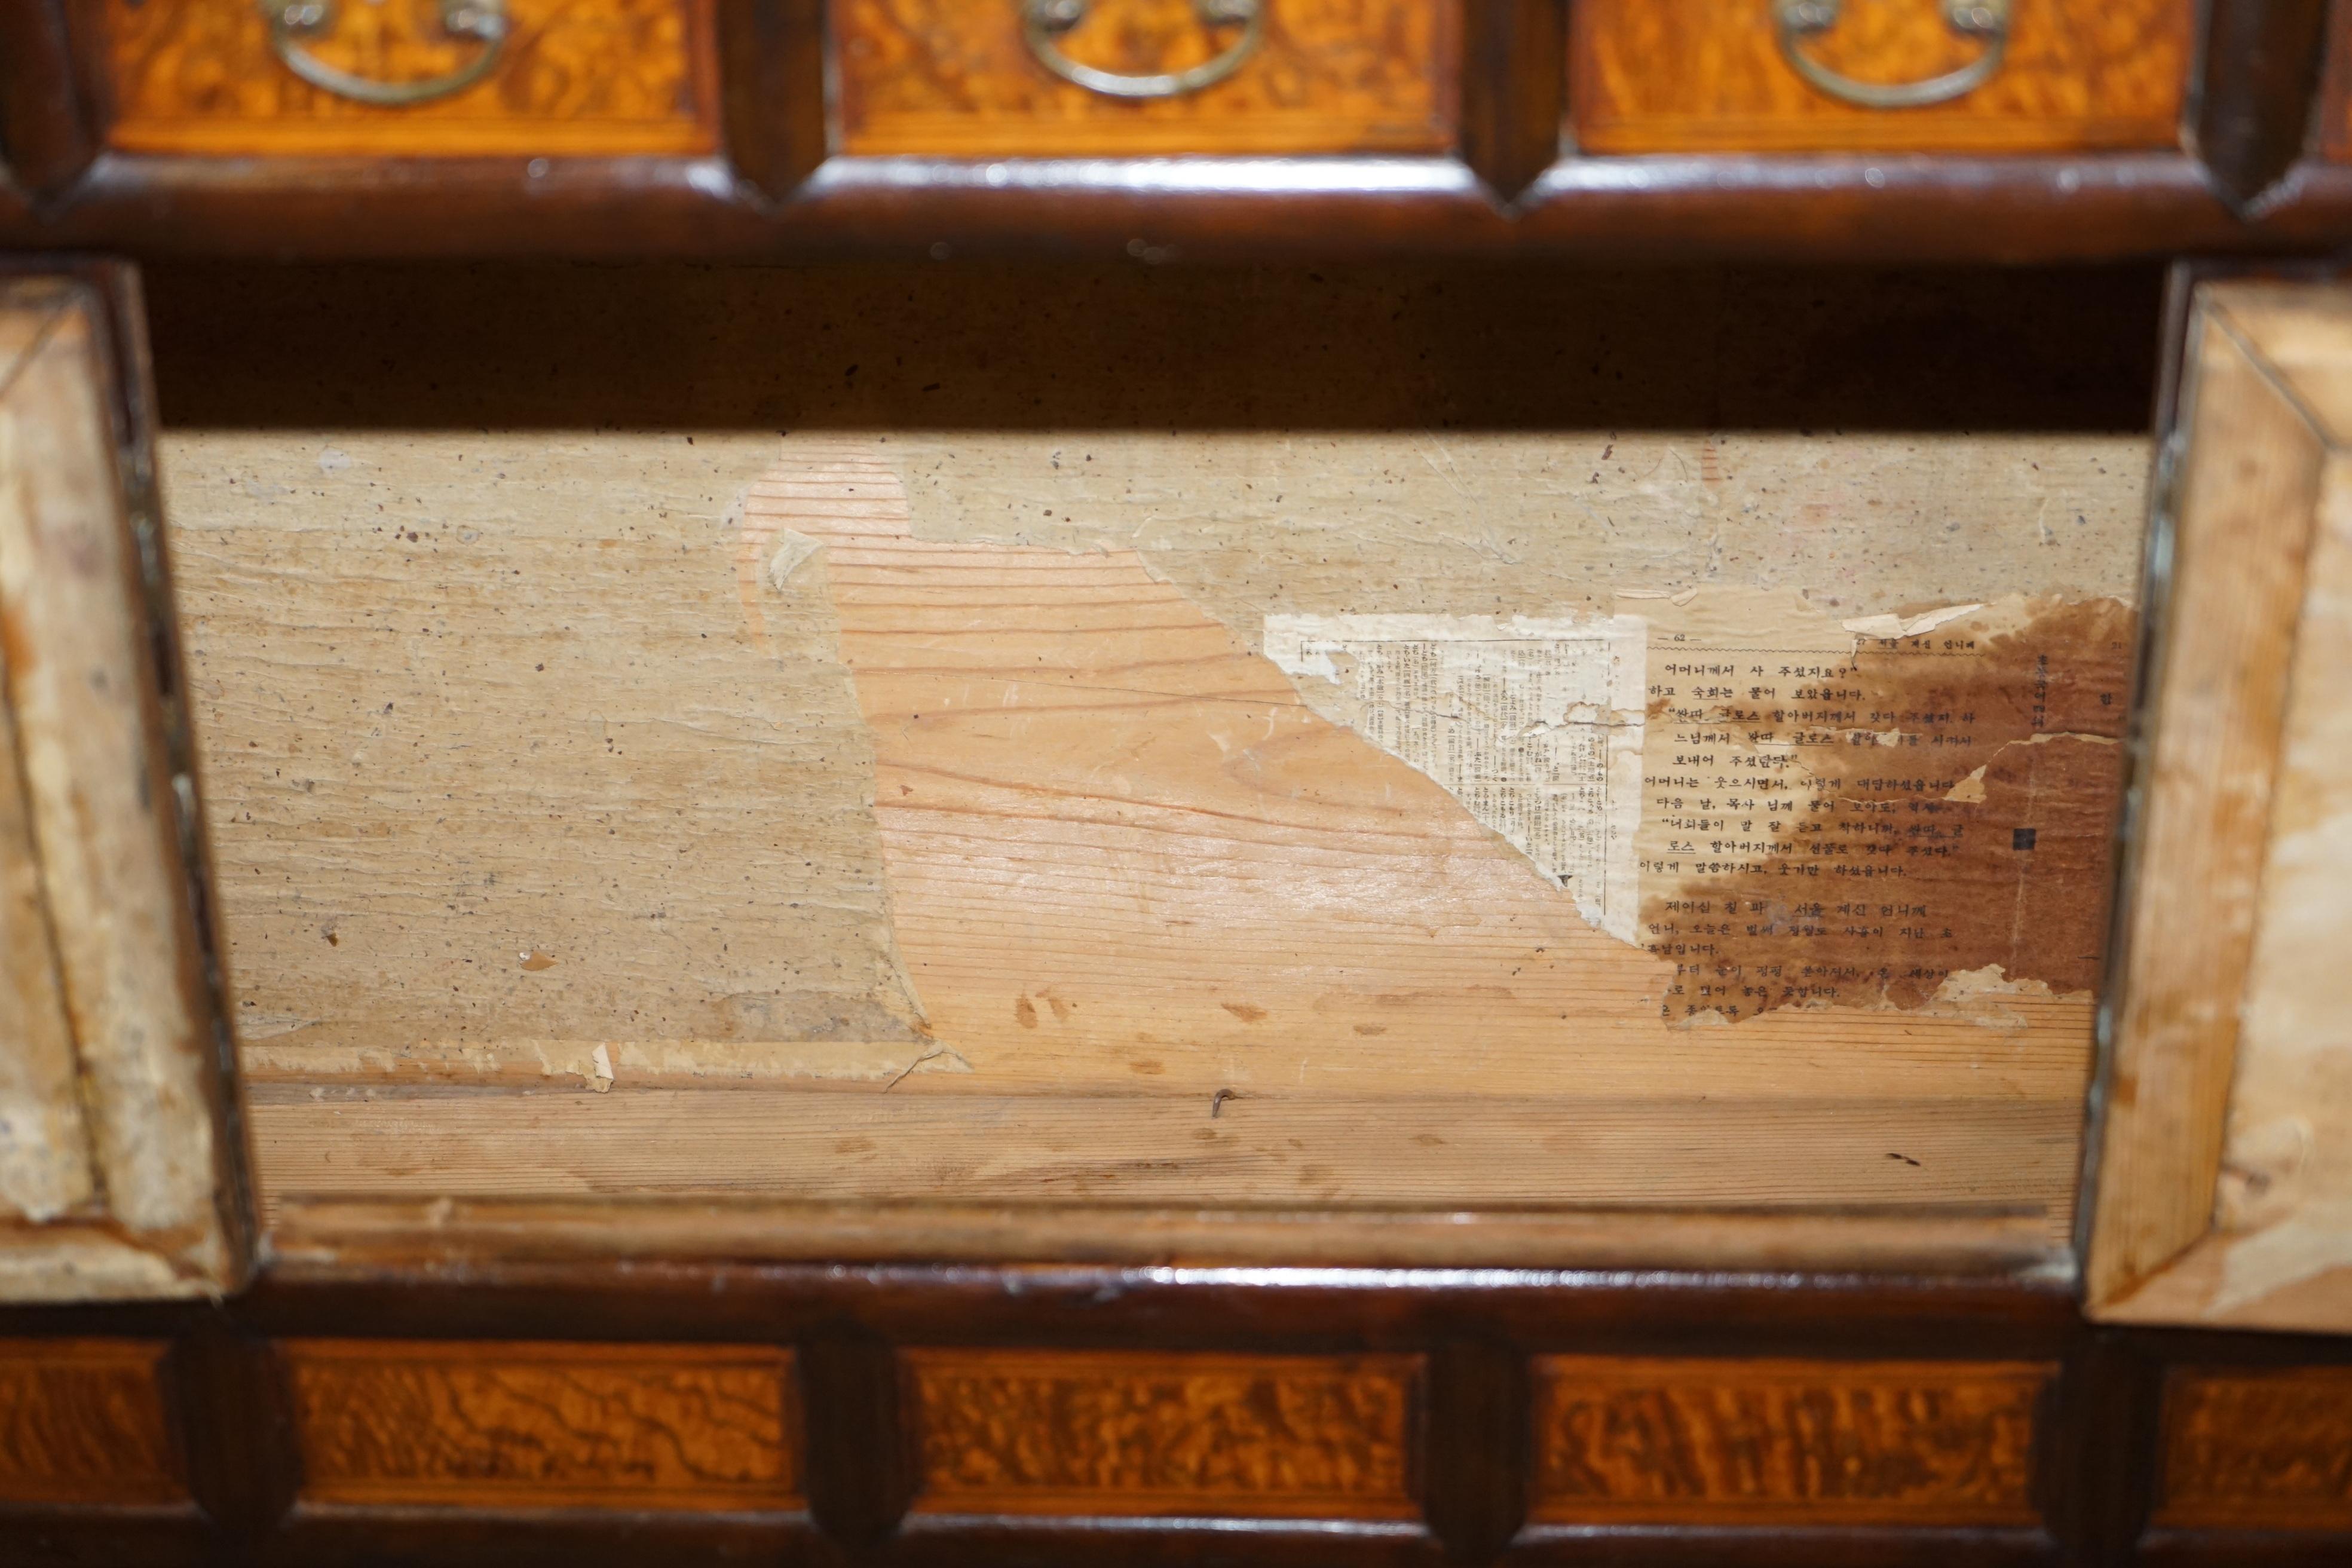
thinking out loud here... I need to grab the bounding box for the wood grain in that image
[282,1340,798,1509]
[0,1339,183,1506]
[102,0,718,157]
[0,577,93,1226]
[2085,296,2330,1312]
[905,1349,1418,1518]
[1570,0,2192,154]
[2090,284,2352,1331]
[1529,1356,2047,1525]
[2158,1367,2352,1528]
[161,426,2144,1267]
[264,1195,2065,1272]
[0,278,240,1298]
[835,0,1455,155]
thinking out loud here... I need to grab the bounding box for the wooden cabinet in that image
[96,0,718,157]
[1570,0,2194,154]
[8,8,2352,1552]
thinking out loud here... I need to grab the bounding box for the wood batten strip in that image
[261,1196,2063,1274]
[280,1340,800,1511]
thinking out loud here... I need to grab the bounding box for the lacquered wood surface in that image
[281,1340,798,1509]
[101,0,718,157]
[1571,0,2192,154]
[2156,1366,2352,1529]
[835,0,1455,155]
[0,1339,182,1506]
[1529,1356,2048,1526]
[905,1349,1420,1518]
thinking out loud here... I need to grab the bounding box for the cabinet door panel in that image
[0,271,248,1301]
[2088,278,2352,1332]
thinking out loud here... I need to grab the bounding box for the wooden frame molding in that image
[0,268,251,1301]
[2087,278,2352,1328]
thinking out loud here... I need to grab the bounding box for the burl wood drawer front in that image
[904,1349,1422,1519]
[1570,0,2191,154]
[1530,1357,2049,1526]
[100,0,718,157]
[2157,1367,2352,1529]
[0,1340,183,1506]
[280,1341,798,1509]
[835,0,1456,157]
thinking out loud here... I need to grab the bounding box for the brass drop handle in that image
[1021,0,1264,99]
[263,0,509,107]
[1773,0,2010,111]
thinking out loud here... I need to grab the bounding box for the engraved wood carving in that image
[905,1349,1420,1518]
[102,0,718,157]
[1571,0,2191,154]
[0,1339,182,1506]
[2159,1367,2352,1528]
[835,0,1455,155]
[1529,1357,2048,1524]
[282,1341,798,1509]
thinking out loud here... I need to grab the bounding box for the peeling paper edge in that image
[1842,602,1985,640]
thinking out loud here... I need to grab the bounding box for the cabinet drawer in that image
[100,0,718,157]
[835,0,1456,157]
[1570,0,2191,154]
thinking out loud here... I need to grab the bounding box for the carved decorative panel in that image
[905,1349,1420,1518]
[102,0,717,157]
[282,1340,797,1509]
[2159,1367,2352,1528]
[1530,1356,2047,1524]
[0,1340,182,1506]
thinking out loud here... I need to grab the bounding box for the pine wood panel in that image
[835,0,1455,155]
[0,1339,182,1506]
[1570,0,2191,154]
[905,1349,1419,1518]
[281,1340,798,1509]
[101,0,718,157]
[162,424,2145,1270]
[2158,1367,2352,1529]
[1529,1356,2047,1525]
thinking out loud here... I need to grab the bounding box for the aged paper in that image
[1264,614,1647,941]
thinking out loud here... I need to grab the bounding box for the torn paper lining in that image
[1264,614,1647,942]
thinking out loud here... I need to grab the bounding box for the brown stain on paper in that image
[1646,599,2135,1021]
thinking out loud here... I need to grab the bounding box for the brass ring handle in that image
[1021,0,1264,99]
[263,0,509,107]
[1773,0,2010,111]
